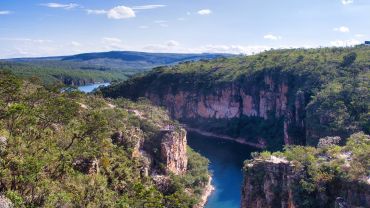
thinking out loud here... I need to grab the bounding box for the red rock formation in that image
[145,75,304,146]
[160,128,188,175]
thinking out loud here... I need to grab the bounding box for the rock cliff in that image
[160,128,188,175]
[242,133,370,208]
[101,47,370,148]
[242,158,370,208]
[142,72,306,147]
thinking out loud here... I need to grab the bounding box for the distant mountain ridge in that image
[5,51,234,69]
[1,51,234,85]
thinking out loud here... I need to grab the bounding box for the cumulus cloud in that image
[0,11,11,15]
[41,3,79,10]
[197,9,212,15]
[132,5,166,10]
[341,0,354,5]
[334,26,350,33]
[330,39,360,47]
[86,4,165,19]
[107,6,135,19]
[263,34,282,40]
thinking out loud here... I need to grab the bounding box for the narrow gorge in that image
[101,46,370,207]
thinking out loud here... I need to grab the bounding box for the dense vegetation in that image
[0,61,127,86]
[0,71,209,207]
[247,132,370,207]
[2,51,232,86]
[102,45,370,147]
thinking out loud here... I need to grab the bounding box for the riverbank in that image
[184,126,266,149]
[195,175,215,208]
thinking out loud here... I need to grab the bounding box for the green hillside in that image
[0,71,209,207]
[101,45,370,147]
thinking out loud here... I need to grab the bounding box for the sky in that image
[0,0,369,58]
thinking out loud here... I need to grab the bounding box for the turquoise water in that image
[78,83,110,93]
[187,131,257,208]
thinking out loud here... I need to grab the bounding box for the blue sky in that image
[0,0,369,58]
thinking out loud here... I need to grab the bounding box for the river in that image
[187,131,256,208]
[77,83,110,93]
[79,84,257,208]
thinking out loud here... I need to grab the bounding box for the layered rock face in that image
[111,126,188,176]
[242,158,370,208]
[160,128,188,175]
[145,74,306,146]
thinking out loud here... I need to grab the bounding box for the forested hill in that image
[0,71,210,207]
[101,45,370,149]
[1,51,233,86]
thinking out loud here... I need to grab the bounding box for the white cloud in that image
[334,26,350,33]
[41,3,79,10]
[341,0,354,5]
[197,9,212,15]
[86,9,107,15]
[87,5,164,19]
[132,5,166,10]
[143,40,180,51]
[193,45,270,55]
[0,11,11,15]
[263,34,282,40]
[0,37,52,43]
[102,37,125,49]
[70,41,81,47]
[166,40,179,47]
[177,17,185,21]
[107,6,135,19]
[330,39,360,47]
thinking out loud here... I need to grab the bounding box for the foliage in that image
[0,72,209,207]
[246,132,370,207]
[101,45,370,147]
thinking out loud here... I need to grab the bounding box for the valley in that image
[1,45,369,208]
[1,1,370,207]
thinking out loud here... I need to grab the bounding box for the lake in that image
[78,83,110,93]
[81,84,257,207]
[187,131,257,208]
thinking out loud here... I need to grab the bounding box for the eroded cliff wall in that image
[242,157,370,208]
[143,73,307,147]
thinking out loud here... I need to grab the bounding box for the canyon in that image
[242,153,370,208]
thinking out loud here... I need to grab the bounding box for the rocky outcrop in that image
[145,74,306,146]
[242,157,370,208]
[0,196,13,208]
[72,157,99,175]
[160,128,188,175]
[242,157,297,208]
[111,124,188,176]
